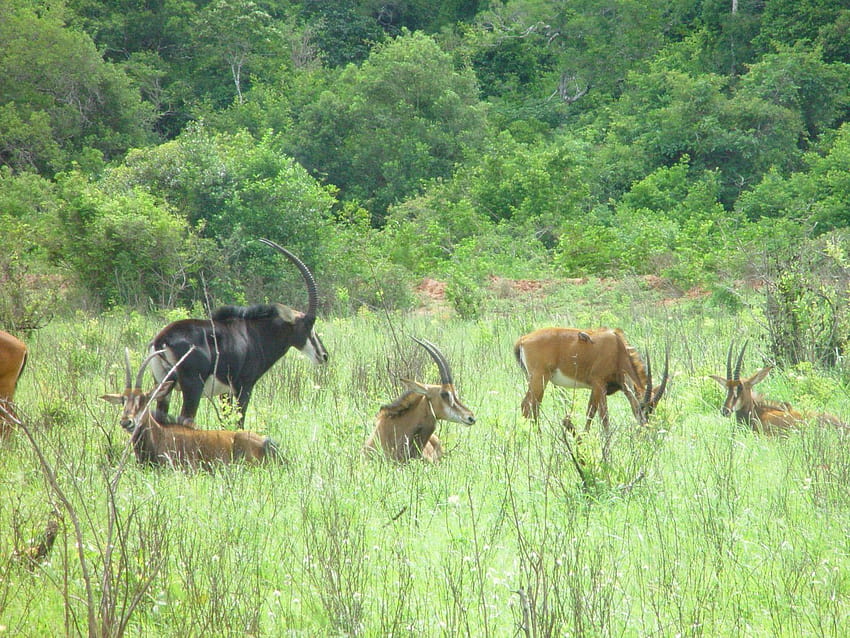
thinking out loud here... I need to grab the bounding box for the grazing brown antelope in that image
[514,327,669,433]
[0,329,28,437]
[364,338,476,462]
[710,342,848,436]
[148,239,327,428]
[101,349,281,468]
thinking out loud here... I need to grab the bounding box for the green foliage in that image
[554,161,729,285]
[445,270,484,320]
[298,0,385,67]
[614,65,804,205]
[755,0,850,61]
[737,123,850,231]
[99,125,338,303]
[192,0,285,107]
[3,0,850,317]
[381,188,492,274]
[52,171,214,308]
[288,30,487,223]
[320,203,416,313]
[0,0,154,173]
[761,232,850,367]
[738,44,850,141]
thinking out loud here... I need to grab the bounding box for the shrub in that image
[761,231,850,367]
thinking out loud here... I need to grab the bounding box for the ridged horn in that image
[412,337,453,385]
[652,347,670,405]
[259,238,319,319]
[733,340,748,381]
[642,352,653,407]
[135,349,166,390]
[725,342,734,380]
[123,348,133,391]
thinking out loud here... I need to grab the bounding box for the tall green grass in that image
[2,282,850,636]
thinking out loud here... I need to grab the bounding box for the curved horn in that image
[412,337,453,385]
[642,352,653,406]
[134,349,166,390]
[652,347,670,405]
[123,348,133,391]
[733,340,748,381]
[259,238,319,319]
[725,342,734,380]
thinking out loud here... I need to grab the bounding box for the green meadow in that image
[2,280,850,637]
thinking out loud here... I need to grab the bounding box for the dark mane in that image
[618,332,648,389]
[212,304,280,321]
[379,391,424,418]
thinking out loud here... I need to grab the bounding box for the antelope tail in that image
[514,343,528,377]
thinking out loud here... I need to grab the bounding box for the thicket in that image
[1,0,850,363]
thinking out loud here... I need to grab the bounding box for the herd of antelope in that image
[1,239,847,466]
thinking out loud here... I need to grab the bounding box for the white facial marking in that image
[299,331,326,365]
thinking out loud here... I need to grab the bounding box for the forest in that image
[1,0,848,352]
[3,1,850,635]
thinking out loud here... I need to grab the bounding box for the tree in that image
[737,123,850,231]
[0,0,154,174]
[50,171,213,307]
[193,0,282,106]
[298,0,385,67]
[737,45,850,142]
[289,30,487,223]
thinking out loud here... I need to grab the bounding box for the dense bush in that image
[0,0,849,336]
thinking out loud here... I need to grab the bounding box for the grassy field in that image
[2,279,850,636]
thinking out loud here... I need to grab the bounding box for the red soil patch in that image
[416,278,447,301]
[415,274,713,309]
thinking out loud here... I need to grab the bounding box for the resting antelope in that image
[710,342,848,435]
[148,239,328,428]
[514,327,668,433]
[0,329,28,438]
[101,349,280,468]
[364,338,476,462]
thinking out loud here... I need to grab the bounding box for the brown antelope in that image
[101,349,281,468]
[364,338,476,462]
[710,342,848,435]
[514,327,669,433]
[0,329,28,438]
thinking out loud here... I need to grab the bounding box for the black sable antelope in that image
[148,239,328,428]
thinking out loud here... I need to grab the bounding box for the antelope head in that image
[101,348,175,432]
[709,341,771,417]
[637,348,670,422]
[404,337,476,426]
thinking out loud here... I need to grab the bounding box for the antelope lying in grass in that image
[364,338,475,462]
[0,329,27,438]
[514,327,669,434]
[101,349,281,468]
[710,342,848,435]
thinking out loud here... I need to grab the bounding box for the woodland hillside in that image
[1,0,850,364]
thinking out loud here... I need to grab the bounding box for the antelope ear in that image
[708,375,728,388]
[748,367,773,386]
[400,378,429,395]
[100,394,125,405]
